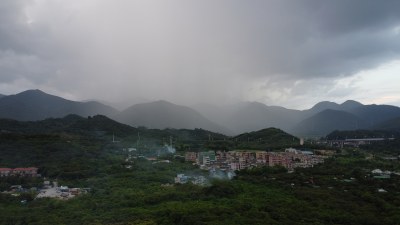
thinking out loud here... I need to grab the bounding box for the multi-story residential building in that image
[185,149,329,172]
[256,152,268,164]
[198,151,216,165]
[229,162,240,171]
[215,151,227,161]
[13,168,39,177]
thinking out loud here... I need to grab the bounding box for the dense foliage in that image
[1,116,400,224]
[327,129,399,140]
[1,154,400,225]
[233,128,300,150]
[360,138,400,155]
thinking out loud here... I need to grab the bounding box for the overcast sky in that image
[1,0,400,109]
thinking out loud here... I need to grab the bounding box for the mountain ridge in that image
[113,100,231,134]
[0,89,118,121]
[291,109,367,137]
[1,89,400,137]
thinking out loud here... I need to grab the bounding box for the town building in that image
[185,152,197,162]
[185,148,329,172]
[0,167,39,177]
[197,151,216,165]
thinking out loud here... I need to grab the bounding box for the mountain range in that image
[0,90,117,121]
[193,99,400,136]
[1,89,400,137]
[114,100,229,134]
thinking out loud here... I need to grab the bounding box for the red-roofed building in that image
[0,167,39,177]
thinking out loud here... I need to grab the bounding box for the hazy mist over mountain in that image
[114,100,231,134]
[2,89,400,137]
[1,1,400,110]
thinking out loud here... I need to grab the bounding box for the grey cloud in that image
[308,0,400,35]
[223,0,400,79]
[0,50,52,83]
[0,0,400,107]
[0,1,35,54]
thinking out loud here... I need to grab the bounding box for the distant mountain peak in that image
[115,100,230,134]
[29,89,43,92]
[14,89,62,100]
[312,101,338,107]
[19,89,46,95]
[309,101,339,113]
[341,100,363,106]
[342,100,361,104]
[0,89,118,121]
[153,100,176,105]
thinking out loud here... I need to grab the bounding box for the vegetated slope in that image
[233,127,300,149]
[0,114,137,139]
[339,100,364,111]
[348,104,400,127]
[305,101,341,114]
[0,114,228,141]
[291,109,367,137]
[326,129,400,156]
[326,129,399,140]
[0,114,230,178]
[114,100,230,134]
[0,114,136,178]
[0,89,118,121]
[372,116,400,132]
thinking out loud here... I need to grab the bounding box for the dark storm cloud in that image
[223,0,400,78]
[308,0,400,35]
[0,0,57,85]
[0,0,400,107]
[0,0,29,52]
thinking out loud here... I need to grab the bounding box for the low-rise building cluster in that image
[2,180,89,200]
[0,167,40,177]
[371,169,392,179]
[174,174,208,186]
[36,180,89,200]
[185,148,328,172]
